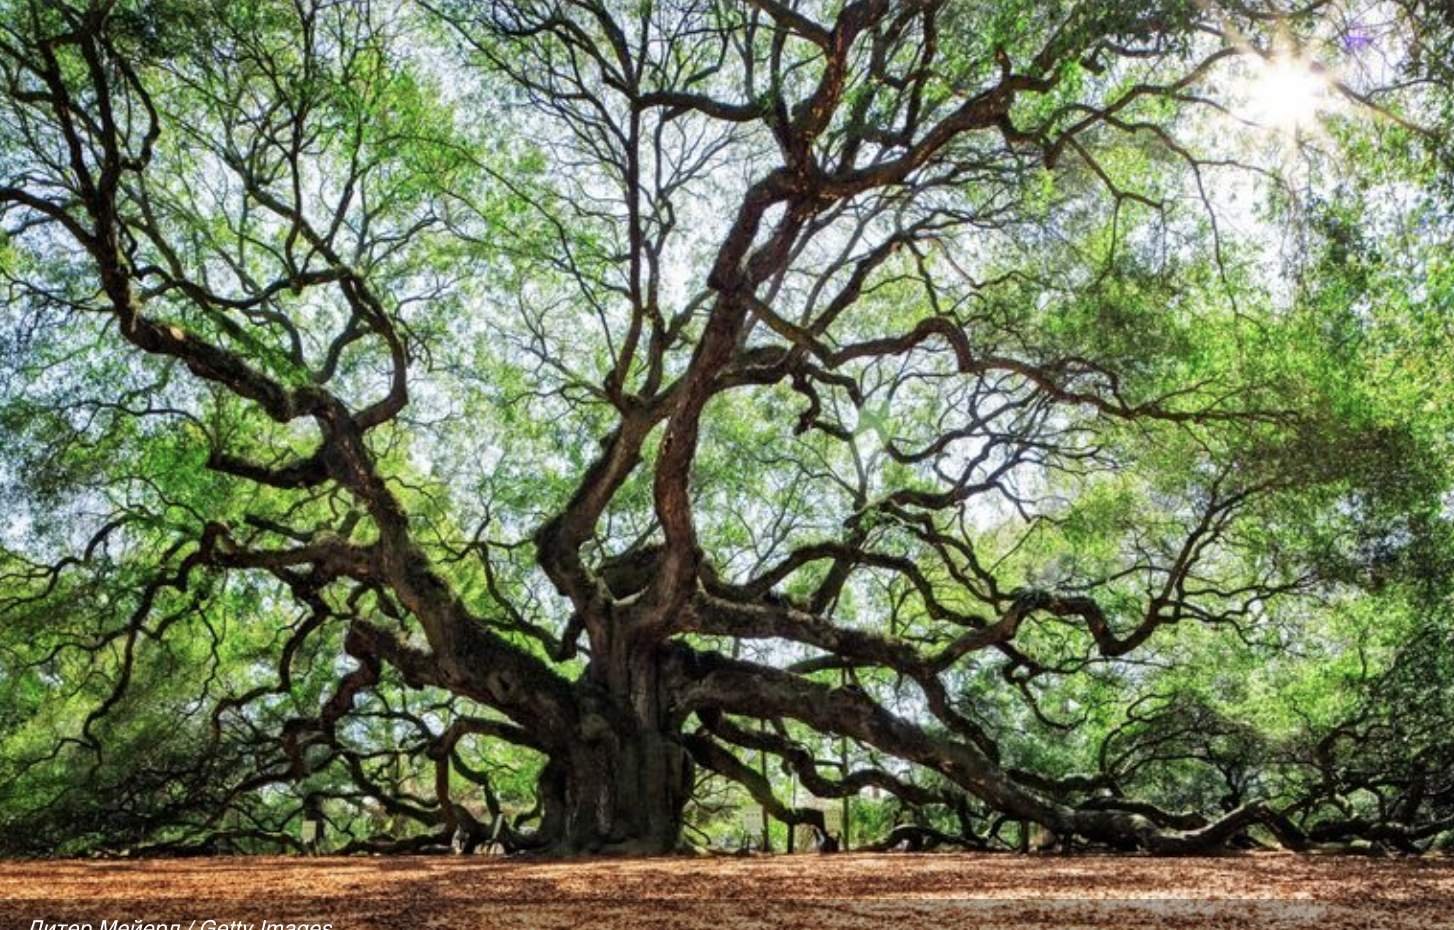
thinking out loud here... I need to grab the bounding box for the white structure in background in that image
[790,798,844,853]
[299,818,322,856]
[739,807,764,850]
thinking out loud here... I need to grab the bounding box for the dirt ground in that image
[3,852,1453,930]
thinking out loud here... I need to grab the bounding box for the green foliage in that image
[0,0,1451,855]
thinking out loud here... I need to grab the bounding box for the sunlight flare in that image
[1245,54,1331,133]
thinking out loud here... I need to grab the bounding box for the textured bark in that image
[543,642,695,854]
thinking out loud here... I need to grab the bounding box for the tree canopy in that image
[1,0,1453,856]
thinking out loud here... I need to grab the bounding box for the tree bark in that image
[537,641,693,854]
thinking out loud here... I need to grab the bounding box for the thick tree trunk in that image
[541,728,691,854]
[536,642,693,855]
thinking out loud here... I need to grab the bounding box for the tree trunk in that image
[537,641,693,854]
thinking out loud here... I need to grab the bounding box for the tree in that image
[1,0,1452,856]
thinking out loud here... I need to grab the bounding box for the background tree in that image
[1,0,1452,855]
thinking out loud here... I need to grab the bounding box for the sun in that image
[1244,55,1330,134]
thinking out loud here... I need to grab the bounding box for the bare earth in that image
[4,853,1453,930]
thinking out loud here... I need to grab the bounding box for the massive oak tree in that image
[2,0,1453,855]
